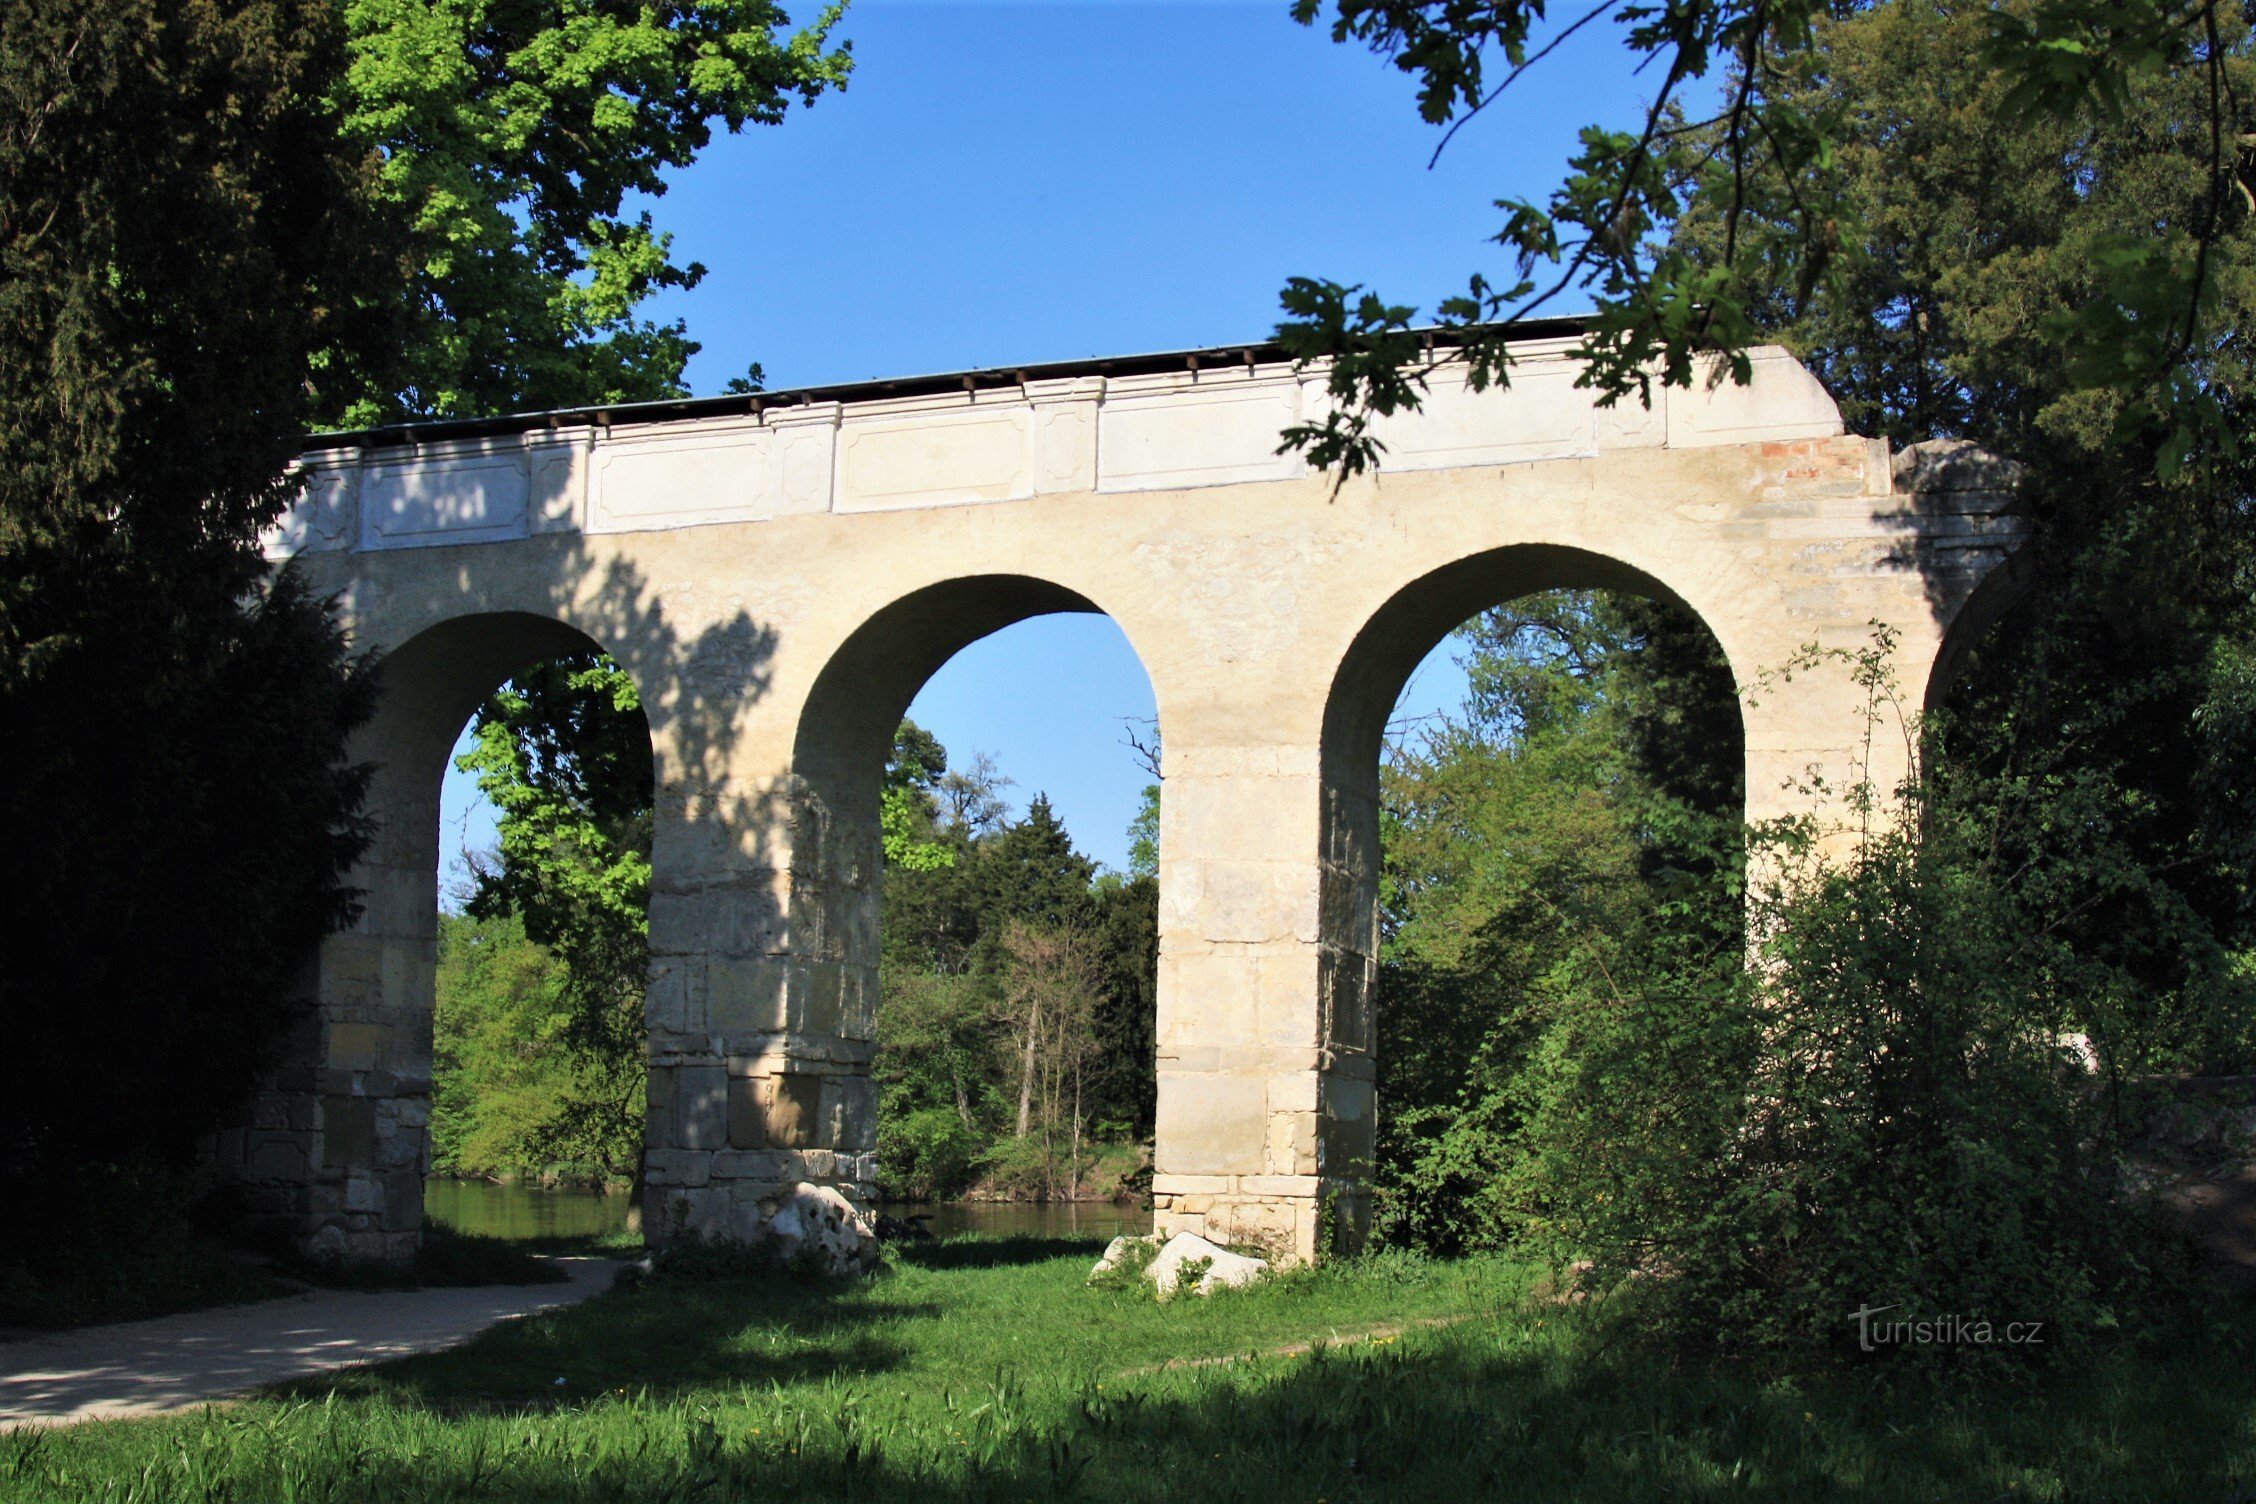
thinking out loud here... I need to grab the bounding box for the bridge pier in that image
[1148,719,1377,1263]
[639,768,880,1243]
[221,613,615,1266]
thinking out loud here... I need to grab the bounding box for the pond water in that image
[424,1179,636,1243]
[424,1179,1150,1245]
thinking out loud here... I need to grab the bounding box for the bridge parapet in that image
[271,342,1845,557]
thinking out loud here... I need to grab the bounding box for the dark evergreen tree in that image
[972,795,1097,944]
[1088,876,1161,1138]
[0,0,397,1201]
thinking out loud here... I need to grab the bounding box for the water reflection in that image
[425,1179,633,1242]
[425,1179,1152,1245]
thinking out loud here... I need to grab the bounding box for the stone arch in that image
[1922,544,2038,716]
[639,574,1166,1242]
[235,609,654,1264]
[1298,544,1747,1251]
[791,574,1116,831]
[1320,543,1736,791]
[784,576,1125,1145]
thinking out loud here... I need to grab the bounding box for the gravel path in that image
[0,1257,618,1427]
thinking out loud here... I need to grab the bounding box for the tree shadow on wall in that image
[1869,439,2033,707]
[231,524,791,1252]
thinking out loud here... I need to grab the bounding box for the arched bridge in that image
[235,332,2024,1265]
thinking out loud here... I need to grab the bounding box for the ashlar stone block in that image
[322,1097,377,1169]
[1154,1074,1266,1176]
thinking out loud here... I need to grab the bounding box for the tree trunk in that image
[1070,1065,1083,1202]
[1016,997,1041,1138]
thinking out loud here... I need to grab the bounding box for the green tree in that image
[1371,590,1741,1250]
[1281,0,2250,488]
[456,652,653,1180]
[1088,871,1160,1138]
[326,0,852,425]
[1125,784,1160,881]
[882,719,957,872]
[973,795,1097,939]
[1350,3,2252,1333]
[430,912,586,1179]
[1675,0,2256,1070]
[872,736,1162,1198]
[998,919,1106,1195]
[0,0,394,1202]
[1498,708,2172,1360]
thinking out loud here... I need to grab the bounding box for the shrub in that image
[1497,793,2186,1362]
[1372,637,2203,1361]
[877,1108,987,1201]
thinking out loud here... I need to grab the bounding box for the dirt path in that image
[0,1257,618,1428]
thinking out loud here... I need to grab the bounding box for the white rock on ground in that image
[766,1182,879,1275]
[1088,1235,1161,1282]
[1145,1232,1268,1298]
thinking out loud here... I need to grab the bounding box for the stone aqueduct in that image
[226,331,2024,1265]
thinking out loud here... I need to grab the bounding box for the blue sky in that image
[438,0,1660,888]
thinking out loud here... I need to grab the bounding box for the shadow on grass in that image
[513,1228,649,1259]
[893,1234,1107,1272]
[105,1303,2256,1503]
[280,1224,569,1291]
[270,1270,943,1412]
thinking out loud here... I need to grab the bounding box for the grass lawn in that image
[8,1235,2256,1501]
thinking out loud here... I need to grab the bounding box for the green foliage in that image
[1677,0,2256,1068]
[432,912,608,1181]
[1281,0,2250,490]
[1394,631,2199,1359]
[873,730,1161,1197]
[1502,781,2177,1361]
[327,0,851,424]
[0,0,399,558]
[1356,0,2251,1361]
[1126,783,1160,881]
[881,719,957,872]
[1371,589,1743,1249]
[455,653,652,1182]
[1685,0,2255,468]
[876,1108,987,1201]
[0,0,392,1202]
[1082,1232,1161,1292]
[1087,872,1161,1140]
[874,969,1007,1184]
[977,795,1100,938]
